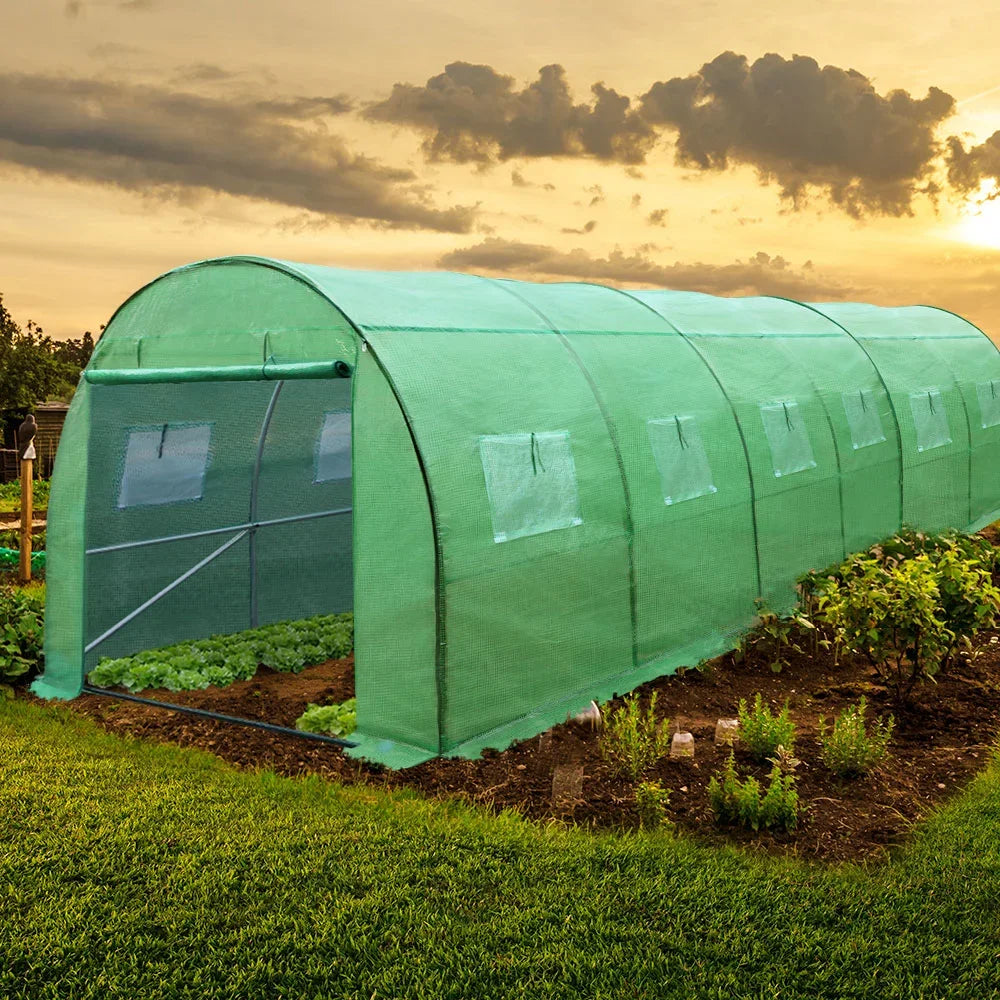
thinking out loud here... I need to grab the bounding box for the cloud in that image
[439,238,856,298]
[67,0,157,13]
[647,208,669,226]
[0,74,475,232]
[640,51,955,217]
[510,168,556,190]
[560,220,597,234]
[630,193,642,208]
[946,131,1000,196]
[365,61,655,165]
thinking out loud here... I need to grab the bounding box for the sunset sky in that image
[3,0,1000,340]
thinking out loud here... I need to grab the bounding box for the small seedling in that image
[599,691,671,780]
[635,780,672,831]
[819,697,894,778]
[737,694,796,761]
[708,752,798,833]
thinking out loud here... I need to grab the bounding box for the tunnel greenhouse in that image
[32,256,1000,766]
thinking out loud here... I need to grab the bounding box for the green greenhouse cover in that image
[32,256,1000,767]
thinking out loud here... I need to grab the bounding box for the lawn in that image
[3,698,1000,1000]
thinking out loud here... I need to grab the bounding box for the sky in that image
[2,0,1000,340]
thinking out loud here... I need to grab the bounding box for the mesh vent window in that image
[117,423,212,509]
[977,380,1000,429]
[479,431,583,543]
[647,415,717,505]
[760,400,817,477]
[315,410,352,483]
[909,389,952,452]
[841,388,887,449]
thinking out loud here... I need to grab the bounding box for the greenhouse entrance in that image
[79,371,357,743]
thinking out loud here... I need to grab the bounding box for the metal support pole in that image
[249,381,284,627]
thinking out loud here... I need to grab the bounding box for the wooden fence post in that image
[19,454,33,583]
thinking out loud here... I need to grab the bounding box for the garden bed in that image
[63,627,1000,864]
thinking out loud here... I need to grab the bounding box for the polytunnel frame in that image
[34,255,1000,768]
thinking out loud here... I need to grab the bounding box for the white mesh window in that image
[909,389,952,452]
[760,400,817,478]
[479,431,583,544]
[118,423,211,509]
[841,388,887,449]
[977,379,1000,429]
[315,411,352,483]
[647,415,717,505]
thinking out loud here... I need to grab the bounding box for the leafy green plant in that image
[0,528,46,551]
[296,698,357,737]
[88,613,353,692]
[0,478,51,512]
[734,601,818,673]
[634,780,672,831]
[708,752,798,833]
[819,697,894,778]
[0,585,44,692]
[599,691,671,780]
[810,553,954,705]
[801,529,1000,679]
[737,694,795,761]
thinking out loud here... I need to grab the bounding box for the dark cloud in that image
[560,220,597,235]
[647,208,669,226]
[640,51,955,217]
[585,184,605,206]
[510,168,556,190]
[946,132,1000,197]
[0,74,474,232]
[365,61,655,165]
[439,239,855,298]
[630,193,642,208]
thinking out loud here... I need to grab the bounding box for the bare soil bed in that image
[60,630,1000,865]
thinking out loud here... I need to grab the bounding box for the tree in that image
[0,294,89,411]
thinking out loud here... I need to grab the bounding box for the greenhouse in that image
[32,256,1000,767]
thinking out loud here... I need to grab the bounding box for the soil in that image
[57,628,1000,865]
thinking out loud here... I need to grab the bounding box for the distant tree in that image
[0,294,85,411]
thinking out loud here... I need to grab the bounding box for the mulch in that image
[59,631,1000,865]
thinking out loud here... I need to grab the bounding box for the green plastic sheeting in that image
[32,257,1000,768]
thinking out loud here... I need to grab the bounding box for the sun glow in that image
[956,181,1000,249]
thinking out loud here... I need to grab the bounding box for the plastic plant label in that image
[909,389,951,452]
[760,400,817,478]
[315,410,352,483]
[479,430,583,543]
[647,415,717,505]
[841,388,886,449]
[118,422,211,508]
[977,380,1000,429]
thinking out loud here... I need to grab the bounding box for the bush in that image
[599,691,671,780]
[802,530,1000,679]
[734,600,818,673]
[810,553,955,705]
[88,613,353,692]
[0,585,44,691]
[737,694,795,761]
[708,753,798,833]
[296,698,357,737]
[819,697,894,778]
[634,780,672,831]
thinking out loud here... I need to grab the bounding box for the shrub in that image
[708,753,798,833]
[737,694,795,761]
[819,697,894,778]
[599,691,671,780]
[802,530,1000,678]
[0,585,44,691]
[634,780,672,831]
[296,698,357,737]
[810,553,954,705]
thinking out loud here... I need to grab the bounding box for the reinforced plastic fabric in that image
[33,257,1000,767]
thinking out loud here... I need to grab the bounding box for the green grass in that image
[4,700,1000,999]
[0,478,50,513]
